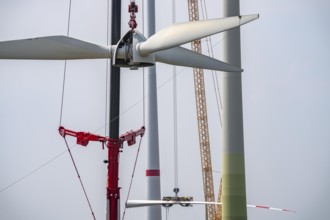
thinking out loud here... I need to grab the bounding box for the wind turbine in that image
[0,15,258,72]
[0,2,258,220]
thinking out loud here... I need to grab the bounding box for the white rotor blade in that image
[155,46,242,72]
[0,36,111,60]
[126,200,296,213]
[185,201,222,205]
[139,14,259,56]
[126,200,221,208]
[126,200,173,208]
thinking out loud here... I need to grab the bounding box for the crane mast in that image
[187,1,216,219]
[216,179,223,220]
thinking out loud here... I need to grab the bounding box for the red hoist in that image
[128,0,138,31]
[58,125,145,220]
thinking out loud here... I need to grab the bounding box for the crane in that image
[187,1,217,219]
[58,125,145,220]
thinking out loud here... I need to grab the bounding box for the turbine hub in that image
[162,195,194,208]
[113,31,155,69]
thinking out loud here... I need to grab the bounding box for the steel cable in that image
[63,137,97,220]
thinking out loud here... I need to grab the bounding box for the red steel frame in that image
[58,126,145,220]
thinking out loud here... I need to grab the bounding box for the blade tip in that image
[240,14,260,24]
[230,68,243,72]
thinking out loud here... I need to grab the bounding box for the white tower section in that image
[145,0,162,220]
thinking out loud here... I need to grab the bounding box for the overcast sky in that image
[1,0,330,220]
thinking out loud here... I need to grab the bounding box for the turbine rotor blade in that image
[187,201,222,205]
[155,46,242,72]
[0,36,111,60]
[139,14,259,56]
[126,200,296,213]
[126,200,221,208]
[126,200,173,208]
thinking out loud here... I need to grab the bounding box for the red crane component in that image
[58,125,145,220]
[128,1,138,31]
[59,126,109,147]
[58,126,145,147]
[120,126,145,146]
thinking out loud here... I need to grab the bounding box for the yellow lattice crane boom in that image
[216,178,222,220]
[187,1,217,219]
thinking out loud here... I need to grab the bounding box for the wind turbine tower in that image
[144,1,162,220]
[221,0,250,220]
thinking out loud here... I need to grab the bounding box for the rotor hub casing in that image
[112,30,155,69]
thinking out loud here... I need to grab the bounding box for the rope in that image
[59,0,73,126]
[142,0,145,126]
[59,4,96,218]
[172,0,179,191]
[105,61,110,136]
[59,61,67,126]
[59,5,97,217]
[104,0,111,136]
[142,0,145,35]
[200,0,223,127]
[66,0,72,37]
[211,71,223,127]
[63,137,97,220]
[121,136,144,220]
[173,65,179,189]
[166,207,170,220]
[0,150,68,193]
[143,68,146,125]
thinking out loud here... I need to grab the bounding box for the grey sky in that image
[1,0,330,220]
